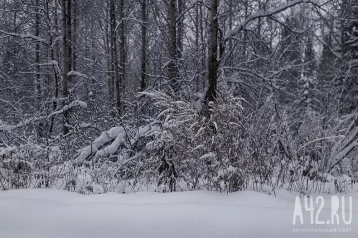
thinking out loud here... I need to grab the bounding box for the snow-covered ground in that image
[0,189,357,238]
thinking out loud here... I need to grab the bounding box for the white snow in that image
[0,189,357,238]
[199,152,216,159]
[0,146,17,156]
[96,132,126,157]
[67,70,88,78]
[80,122,91,128]
[75,127,124,162]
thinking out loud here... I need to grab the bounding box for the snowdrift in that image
[0,189,357,238]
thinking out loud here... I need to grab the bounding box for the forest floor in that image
[0,188,357,238]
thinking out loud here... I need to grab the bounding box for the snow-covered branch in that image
[0,30,47,43]
[224,0,314,41]
[0,100,87,131]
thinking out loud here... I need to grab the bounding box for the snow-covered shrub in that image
[140,82,245,192]
[240,95,357,194]
[2,87,358,195]
[0,137,47,189]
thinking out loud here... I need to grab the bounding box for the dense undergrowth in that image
[1,87,358,195]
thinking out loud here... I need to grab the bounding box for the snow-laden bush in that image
[2,89,358,195]
[0,136,63,189]
[66,83,246,193]
[139,83,245,192]
[240,96,358,194]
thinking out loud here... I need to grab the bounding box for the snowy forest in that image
[1,0,358,195]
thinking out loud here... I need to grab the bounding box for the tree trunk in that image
[168,0,179,92]
[226,0,233,68]
[109,0,120,111]
[119,0,126,111]
[177,0,184,67]
[200,3,206,91]
[243,0,248,63]
[35,0,41,104]
[61,0,72,135]
[205,0,219,102]
[105,2,114,103]
[72,0,77,75]
[49,0,60,136]
[35,0,43,137]
[140,0,148,91]
[195,2,199,91]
